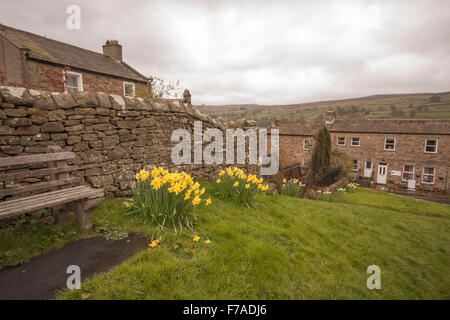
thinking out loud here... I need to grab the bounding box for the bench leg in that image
[50,205,74,225]
[65,197,101,230]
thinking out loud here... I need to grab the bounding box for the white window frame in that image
[303,139,311,150]
[352,159,359,171]
[123,81,136,97]
[351,137,360,147]
[65,71,83,92]
[424,139,438,153]
[337,137,346,146]
[384,137,396,151]
[422,167,436,184]
[402,165,415,181]
[272,135,279,147]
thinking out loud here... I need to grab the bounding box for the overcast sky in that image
[1,0,449,105]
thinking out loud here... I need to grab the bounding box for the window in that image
[123,82,136,97]
[303,139,311,150]
[384,138,396,150]
[402,165,415,181]
[337,137,346,146]
[422,167,436,184]
[365,161,372,169]
[351,137,360,147]
[352,160,359,171]
[272,135,279,147]
[424,139,438,153]
[66,71,83,92]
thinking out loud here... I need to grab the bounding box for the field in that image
[195,92,450,126]
[2,188,449,299]
[52,188,450,299]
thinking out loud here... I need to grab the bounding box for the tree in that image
[429,95,441,103]
[312,126,331,176]
[135,77,181,101]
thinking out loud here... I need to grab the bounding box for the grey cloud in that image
[1,0,449,105]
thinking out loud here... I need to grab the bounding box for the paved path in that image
[0,233,148,300]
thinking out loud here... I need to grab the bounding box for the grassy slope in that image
[0,213,92,269]
[59,189,450,300]
[196,92,450,126]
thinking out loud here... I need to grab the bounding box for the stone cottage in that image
[0,24,150,96]
[270,109,450,192]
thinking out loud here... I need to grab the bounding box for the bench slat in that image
[0,177,81,198]
[0,186,87,209]
[0,152,75,167]
[0,165,78,182]
[0,187,104,219]
[0,188,103,215]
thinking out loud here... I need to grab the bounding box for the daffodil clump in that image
[333,187,347,198]
[212,166,268,207]
[280,178,305,198]
[343,182,359,193]
[315,189,332,201]
[124,167,211,233]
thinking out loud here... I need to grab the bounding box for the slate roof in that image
[0,24,149,82]
[274,119,450,136]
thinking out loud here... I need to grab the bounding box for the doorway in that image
[377,162,388,184]
[364,161,373,178]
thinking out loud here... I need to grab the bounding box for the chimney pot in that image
[325,108,336,125]
[103,39,122,61]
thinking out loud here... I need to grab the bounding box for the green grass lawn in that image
[0,212,92,269]
[1,188,448,299]
[53,188,450,300]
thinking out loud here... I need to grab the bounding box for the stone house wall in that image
[0,86,255,198]
[331,132,450,190]
[24,60,149,96]
[273,130,450,191]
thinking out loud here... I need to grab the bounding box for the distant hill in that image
[195,92,450,127]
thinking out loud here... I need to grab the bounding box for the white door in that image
[377,163,387,184]
[364,161,373,178]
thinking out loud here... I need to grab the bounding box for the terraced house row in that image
[272,109,450,192]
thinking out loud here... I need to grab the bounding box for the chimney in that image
[102,40,122,61]
[325,108,336,125]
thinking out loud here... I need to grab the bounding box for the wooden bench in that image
[0,146,104,229]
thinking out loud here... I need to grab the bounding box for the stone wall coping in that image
[0,86,252,129]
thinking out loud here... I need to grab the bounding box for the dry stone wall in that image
[0,86,255,198]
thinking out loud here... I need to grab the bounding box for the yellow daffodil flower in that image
[192,196,201,205]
